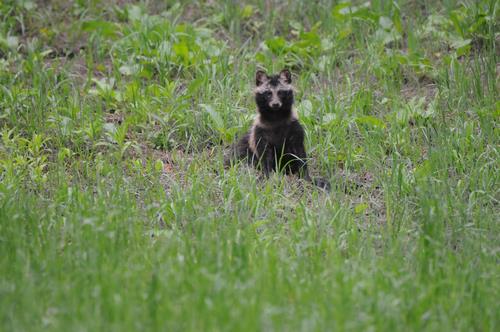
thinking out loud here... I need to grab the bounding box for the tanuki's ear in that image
[279,69,292,84]
[256,70,268,86]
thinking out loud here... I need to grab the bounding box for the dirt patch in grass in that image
[401,77,438,103]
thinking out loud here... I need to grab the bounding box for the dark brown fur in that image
[226,69,330,191]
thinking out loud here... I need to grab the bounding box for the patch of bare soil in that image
[401,76,438,103]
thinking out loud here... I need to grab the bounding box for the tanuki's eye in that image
[278,90,290,97]
[263,91,272,98]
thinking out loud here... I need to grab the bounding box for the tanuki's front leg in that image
[254,141,275,177]
[261,147,276,178]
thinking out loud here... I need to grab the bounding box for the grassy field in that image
[0,0,499,330]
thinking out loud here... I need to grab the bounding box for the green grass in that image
[0,0,499,331]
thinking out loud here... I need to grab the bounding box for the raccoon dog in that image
[226,69,330,191]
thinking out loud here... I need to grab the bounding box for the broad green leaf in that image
[173,41,190,65]
[82,20,119,38]
[241,5,254,19]
[379,16,393,30]
[354,203,369,214]
[127,5,143,22]
[355,115,386,129]
[265,37,287,54]
[200,104,224,130]
[119,64,139,76]
[297,100,313,117]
